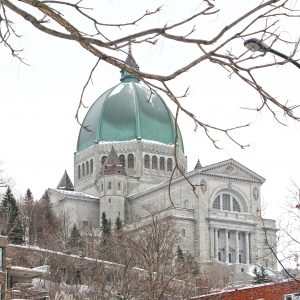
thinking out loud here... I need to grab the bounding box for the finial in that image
[120,43,140,83]
[128,43,132,57]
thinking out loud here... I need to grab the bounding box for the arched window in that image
[101,156,107,166]
[152,156,158,170]
[213,195,221,209]
[78,165,81,179]
[119,155,125,167]
[118,182,121,190]
[213,193,243,212]
[144,155,150,169]
[82,163,85,177]
[167,158,173,172]
[233,198,241,212]
[86,161,89,175]
[128,154,134,168]
[159,157,165,171]
[90,159,93,174]
[222,194,230,211]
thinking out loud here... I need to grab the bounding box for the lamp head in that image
[244,38,268,53]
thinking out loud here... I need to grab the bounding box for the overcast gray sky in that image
[0,0,299,223]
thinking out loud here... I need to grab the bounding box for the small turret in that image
[57,170,74,191]
[98,146,127,226]
[100,146,126,176]
[194,159,202,170]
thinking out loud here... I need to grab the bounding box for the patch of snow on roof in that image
[51,189,98,199]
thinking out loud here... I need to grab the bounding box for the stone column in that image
[235,231,239,263]
[214,228,219,260]
[210,228,214,259]
[245,231,250,264]
[225,229,229,263]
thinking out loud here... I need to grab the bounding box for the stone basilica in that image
[48,50,277,271]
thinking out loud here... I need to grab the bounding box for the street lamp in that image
[244,38,300,69]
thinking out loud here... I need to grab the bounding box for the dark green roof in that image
[77,80,184,152]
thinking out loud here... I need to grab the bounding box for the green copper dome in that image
[77,52,184,152]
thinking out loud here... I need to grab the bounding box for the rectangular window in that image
[183,199,189,209]
[181,229,186,237]
[228,231,231,239]
[82,221,89,227]
[108,182,112,189]
[222,194,231,211]
[285,296,292,300]
[218,252,221,261]
[294,293,300,300]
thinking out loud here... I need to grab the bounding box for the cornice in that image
[128,161,263,201]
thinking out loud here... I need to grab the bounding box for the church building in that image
[48,49,277,272]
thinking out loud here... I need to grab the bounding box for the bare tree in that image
[268,183,300,280]
[122,213,196,299]
[0,162,13,192]
[0,0,299,149]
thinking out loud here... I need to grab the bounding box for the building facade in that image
[48,50,277,272]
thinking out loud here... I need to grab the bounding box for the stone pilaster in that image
[245,232,250,264]
[235,231,239,263]
[225,229,229,263]
[214,228,219,260]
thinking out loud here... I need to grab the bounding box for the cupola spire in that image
[120,43,140,83]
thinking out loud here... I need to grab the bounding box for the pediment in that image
[198,159,265,184]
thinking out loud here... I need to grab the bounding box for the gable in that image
[198,159,265,184]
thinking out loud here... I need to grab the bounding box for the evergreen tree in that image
[115,215,122,231]
[9,216,24,244]
[101,212,111,236]
[40,190,57,228]
[24,188,34,204]
[177,246,184,262]
[253,266,272,284]
[0,187,24,244]
[1,186,18,223]
[34,190,59,248]
[101,212,111,246]
[22,188,35,244]
[67,224,81,248]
